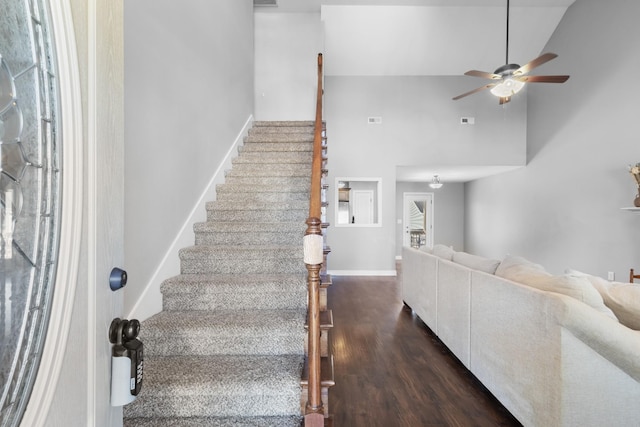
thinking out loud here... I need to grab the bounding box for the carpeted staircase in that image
[123,121,316,427]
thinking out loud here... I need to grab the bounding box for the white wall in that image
[465,0,640,278]
[324,76,526,274]
[395,181,465,258]
[254,12,323,120]
[123,0,254,318]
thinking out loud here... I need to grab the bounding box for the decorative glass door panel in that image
[0,0,62,425]
[403,192,433,249]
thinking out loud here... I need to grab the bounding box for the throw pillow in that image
[495,254,549,280]
[529,274,617,320]
[496,259,614,320]
[570,271,640,330]
[606,285,640,330]
[453,251,501,274]
[432,244,454,261]
[418,245,433,254]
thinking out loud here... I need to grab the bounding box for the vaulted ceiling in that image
[255,0,577,182]
[256,0,576,77]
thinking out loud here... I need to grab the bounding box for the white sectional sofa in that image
[402,245,640,427]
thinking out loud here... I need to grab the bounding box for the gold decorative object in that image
[629,163,640,207]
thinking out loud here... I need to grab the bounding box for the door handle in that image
[110,267,128,291]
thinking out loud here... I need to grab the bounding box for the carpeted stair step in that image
[179,245,304,275]
[123,354,303,419]
[206,200,308,223]
[232,151,312,165]
[217,182,309,192]
[243,134,314,144]
[225,163,310,178]
[215,183,310,204]
[249,126,314,136]
[215,191,309,204]
[223,175,310,187]
[124,415,303,427]
[194,222,305,246]
[253,120,315,128]
[243,131,314,142]
[161,273,307,311]
[218,190,309,204]
[249,124,314,135]
[140,309,306,356]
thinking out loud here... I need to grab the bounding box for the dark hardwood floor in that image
[327,272,522,427]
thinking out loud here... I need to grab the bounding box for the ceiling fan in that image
[452,0,569,105]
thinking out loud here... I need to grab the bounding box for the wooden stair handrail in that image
[303,53,325,427]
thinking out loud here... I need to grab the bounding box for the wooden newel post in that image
[305,52,325,427]
[304,217,324,422]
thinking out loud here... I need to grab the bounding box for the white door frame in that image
[402,192,434,249]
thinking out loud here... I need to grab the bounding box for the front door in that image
[6,1,125,426]
[78,0,125,425]
[403,192,434,249]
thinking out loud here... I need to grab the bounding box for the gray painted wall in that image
[254,12,322,120]
[324,76,527,274]
[395,181,465,258]
[465,0,640,278]
[252,13,528,274]
[123,0,254,315]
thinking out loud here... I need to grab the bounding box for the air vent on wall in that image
[367,117,382,124]
[254,0,278,6]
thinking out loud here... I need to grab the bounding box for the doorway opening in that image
[335,177,382,227]
[402,192,434,250]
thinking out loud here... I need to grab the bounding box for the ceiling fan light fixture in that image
[429,175,443,189]
[490,77,525,98]
[452,0,568,104]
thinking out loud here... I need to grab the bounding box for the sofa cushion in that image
[453,251,501,274]
[568,270,640,330]
[432,244,454,260]
[495,256,614,319]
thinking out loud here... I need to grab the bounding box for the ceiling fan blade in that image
[464,70,501,80]
[514,52,558,76]
[499,96,511,105]
[452,83,496,101]
[516,75,570,83]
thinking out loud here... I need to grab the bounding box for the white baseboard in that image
[127,115,253,321]
[327,270,397,277]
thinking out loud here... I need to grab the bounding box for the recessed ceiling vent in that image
[254,0,277,6]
